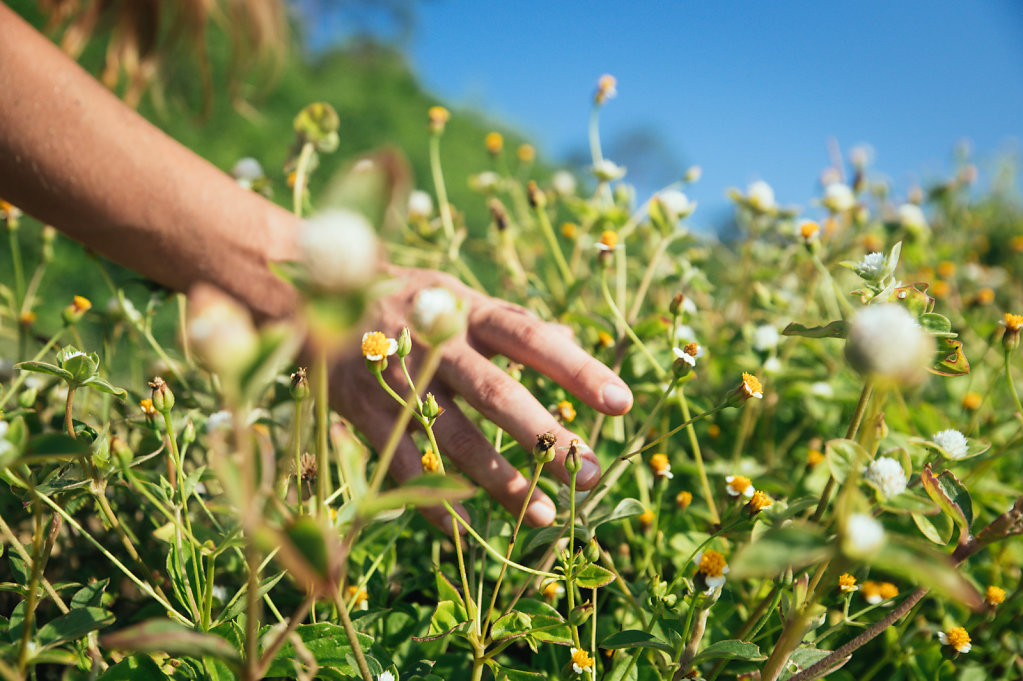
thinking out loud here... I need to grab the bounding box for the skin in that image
[0,2,633,529]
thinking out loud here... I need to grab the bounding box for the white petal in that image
[959,643,971,653]
[386,338,398,356]
[937,632,949,644]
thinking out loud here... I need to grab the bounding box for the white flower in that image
[408,190,434,218]
[655,189,696,220]
[552,170,577,196]
[673,344,704,367]
[471,171,500,192]
[864,456,907,499]
[592,159,626,182]
[378,672,396,681]
[232,157,264,188]
[300,209,379,293]
[844,304,932,384]
[693,550,730,591]
[823,183,856,213]
[570,647,594,675]
[206,410,232,433]
[897,203,928,232]
[855,252,888,282]
[753,324,780,352]
[0,421,8,439]
[932,429,968,460]
[747,180,777,213]
[937,628,972,654]
[725,475,755,498]
[411,287,466,343]
[810,381,834,398]
[763,356,783,374]
[211,585,229,601]
[361,332,399,362]
[849,145,873,168]
[844,513,885,557]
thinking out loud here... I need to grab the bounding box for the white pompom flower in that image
[747,180,777,213]
[300,209,379,293]
[863,456,908,499]
[844,513,885,558]
[931,429,968,460]
[844,304,933,385]
[823,183,856,213]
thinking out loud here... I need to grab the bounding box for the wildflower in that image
[298,452,317,482]
[421,449,441,473]
[937,261,956,279]
[707,424,721,439]
[684,165,702,183]
[844,304,932,385]
[361,332,398,363]
[427,105,450,133]
[597,330,614,348]
[0,199,22,222]
[937,626,971,654]
[231,157,264,189]
[411,287,466,344]
[290,367,310,401]
[556,400,577,423]
[854,252,888,282]
[148,376,175,413]
[879,582,898,600]
[725,372,764,408]
[300,209,380,293]
[972,288,995,306]
[570,647,595,675]
[931,280,950,298]
[552,170,577,196]
[596,230,618,252]
[747,180,777,213]
[862,233,884,253]
[592,159,626,182]
[485,131,503,155]
[542,580,565,601]
[807,449,825,466]
[931,429,968,460]
[139,399,157,418]
[985,585,1005,607]
[725,475,754,499]
[19,310,36,326]
[638,509,655,528]
[1001,312,1023,352]
[62,295,92,324]
[379,672,395,681]
[753,324,780,352]
[897,203,928,235]
[861,580,897,604]
[649,453,673,480]
[746,490,774,514]
[676,490,693,509]
[844,513,885,558]
[346,584,368,608]
[863,456,907,500]
[961,392,982,411]
[653,189,696,221]
[408,190,434,219]
[561,222,579,239]
[810,381,834,398]
[673,343,703,370]
[799,219,820,242]
[517,144,536,163]
[595,74,617,104]
[838,573,859,593]
[823,183,856,213]
[694,549,729,591]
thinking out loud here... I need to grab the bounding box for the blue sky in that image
[303,0,1023,223]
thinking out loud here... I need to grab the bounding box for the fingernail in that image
[528,499,556,526]
[577,457,601,488]
[602,383,633,413]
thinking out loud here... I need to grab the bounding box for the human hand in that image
[330,265,633,529]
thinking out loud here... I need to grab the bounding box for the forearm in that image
[0,3,299,321]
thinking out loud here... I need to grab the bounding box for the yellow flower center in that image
[650,453,670,476]
[557,400,577,423]
[985,585,1005,606]
[139,398,156,416]
[741,372,763,398]
[707,424,721,438]
[597,330,614,348]
[72,295,92,313]
[676,490,693,509]
[931,280,950,298]
[346,585,368,606]
[861,580,881,600]
[19,310,36,325]
[807,449,825,466]
[561,221,579,239]
[595,74,617,103]
[571,647,594,671]
[1012,235,1023,252]
[838,573,857,591]
[599,230,618,250]
[361,331,390,359]
[878,582,898,600]
[748,490,774,512]
[800,220,820,240]
[698,549,727,578]
[421,449,441,473]
[937,260,956,279]
[485,131,503,154]
[543,581,562,599]
[728,475,752,495]
[517,144,536,163]
[975,288,994,305]
[683,342,699,357]
[961,392,982,411]
[638,509,655,526]
[945,627,970,650]
[1004,312,1023,331]
[428,106,450,126]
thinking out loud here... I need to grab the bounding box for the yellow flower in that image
[707,424,721,439]
[561,221,579,239]
[428,106,450,133]
[19,310,36,326]
[570,647,594,675]
[862,580,898,604]
[879,582,899,600]
[746,490,774,514]
[1010,235,1023,252]
[930,280,950,299]
[937,260,956,279]
[799,219,820,242]
[985,585,1006,606]
[139,399,157,418]
[361,331,398,362]
[675,490,693,510]
[638,509,655,527]
[694,549,729,590]
[594,74,617,104]
[421,449,441,473]
[838,573,859,593]
[597,330,614,348]
[862,233,884,253]
[346,585,368,607]
[542,580,564,601]
[961,392,982,411]
[740,372,763,399]
[556,400,577,423]
[517,143,535,163]
[1003,312,1023,332]
[287,170,298,188]
[649,453,673,479]
[807,449,825,466]
[596,230,618,252]
[72,296,92,313]
[725,474,754,498]
[485,131,503,155]
[937,626,971,654]
[973,288,995,306]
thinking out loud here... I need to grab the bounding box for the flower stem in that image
[292,142,315,218]
[678,386,721,526]
[600,270,664,377]
[1004,350,1023,418]
[429,133,456,241]
[532,200,575,286]
[812,379,874,522]
[314,353,331,516]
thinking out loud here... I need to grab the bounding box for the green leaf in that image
[490,611,531,640]
[527,614,573,645]
[71,578,110,609]
[521,524,590,555]
[919,465,973,533]
[80,376,128,399]
[97,655,169,681]
[694,639,764,663]
[912,511,954,545]
[589,498,646,528]
[36,607,114,648]
[101,619,241,663]
[781,321,849,339]
[358,474,474,518]
[784,647,834,676]
[879,490,937,515]
[825,439,870,484]
[498,668,547,681]
[872,539,981,607]
[730,523,834,579]
[931,338,970,376]
[26,433,92,460]
[263,622,375,678]
[435,571,467,613]
[216,571,286,624]
[918,313,955,337]
[632,314,671,340]
[14,361,72,381]
[601,629,674,654]
[575,564,616,589]
[424,600,471,640]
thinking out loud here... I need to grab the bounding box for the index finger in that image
[469,302,633,416]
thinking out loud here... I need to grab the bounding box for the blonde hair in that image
[39,0,288,111]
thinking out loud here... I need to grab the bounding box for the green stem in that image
[600,270,665,378]
[162,410,204,617]
[533,201,575,285]
[243,542,261,681]
[16,502,44,673]
[292,399,305,513]
[1004,350,1023,417]
[678,386,720,525]
[64,386,76,439]
[292,142,315,218]
[445,504,559,579]
[8,228,25,307]
[314,353,331,515]
[429,133,456,241]
[812,379,874,522]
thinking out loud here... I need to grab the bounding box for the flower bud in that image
[411,287,467,345]
[527,180,546,209]
[290,367,310,401]
[669,293,686,316]
[293,101,340,152]
[844,304,933,385]
[40,226,56,262]
[187,284,259,376]
[1001,313,1022,353]
[428,106,450,134]
[683,165,702,183]
[421,392,442,420]
[488,198,508,232]
[564,439,583,474]
[533,431,557,464]
[148,376,175,413]
[62,295,92,325]
[723,372,764,408]
[300,209,380,294]
[182,419,196,446]
[485,131,503,155]
[584,538,601,563]
[568,601,594,627]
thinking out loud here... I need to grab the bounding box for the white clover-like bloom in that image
[592,159,626,182]
[378,672,396,681]
[844,304,932,384]
[411,287,465,343]
[472,171,500,192]
[932,429,969,460]
[552,170,577,196]
[864,456,908,499]
[897,203,928,232]
[747,180,777,212]
[300,209,379,293]
[845,513,885,557]
[408,189,434,218]
[823,183,856,213]
[810,381,834,398]
[231,157,264,188]
[753,324,780,352]
[206,410,232,433]
[655,189,696,219]
[855,252,888,282]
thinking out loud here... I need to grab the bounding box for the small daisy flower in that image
[421,449,441,473]
[542,580,565,601]
[597,330,615,348]
[861,580,889,604]
[937,626,971,654]
[485,131,503,155]
[552,170,577,196]
[854,251,887,282]
[427,105,450,133]
[931,429,968,460]
[863,456,908,500]
[592,159,626,182]
[676,490,693,510]
[747,490,774,514]
[653,189,696,221]
[411,287,466,343]
[753,324,780,352]
[231,157,264,189]
[361,331,398,362]
[838,573,859,593]
[408,190,434,219]
[822,182,856,213]
[379,672,396,681]
[556,400,577,423]
[694,549,730,591]
[595,74,617,104]
[879,582,898,600]
[747,180,777,213]
[961,392,982,411]
[139,399,157,418]
[649,453,673,480]
[1002,312,1023,351]
[595,230,618,251]
[985,585,1005,607]
[346,585,369,609]
[844,513,885,558]
[730,372,764,402]
[517,144,536,163]
[673,342,704,367]
[799,219,820,242]
[725,475,755,499]
[638,509,655,528]
[570,647,595,675]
